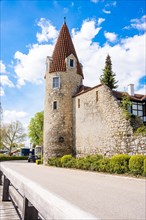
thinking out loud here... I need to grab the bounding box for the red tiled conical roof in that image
[49,22,83,78]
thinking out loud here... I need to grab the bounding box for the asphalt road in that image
[0,161,146,220]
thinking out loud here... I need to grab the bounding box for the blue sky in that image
[0,0,146,141]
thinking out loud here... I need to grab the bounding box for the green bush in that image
[61,154,73,166]
[143,159,146,177]
[110,154,131,174]
[129,155,146,175]
[0,155,28,161]
[134,125,146,136]
[36,159,42,165]
[90,161,100,171]
[98,158,111,172]
[48,157,62,167]
[63,158,76,168]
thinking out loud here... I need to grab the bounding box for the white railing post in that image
[22,197,38,220]
[2,175,10,201]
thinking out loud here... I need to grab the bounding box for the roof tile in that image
[49,23,83,78]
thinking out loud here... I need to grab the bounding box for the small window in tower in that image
[52,76,60,89]
[96,91,98,102]
[78,99,80,108]
[53,101,57,110]
[70,59,74,67]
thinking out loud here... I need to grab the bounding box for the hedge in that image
[129,155,146,175]
[0,155,28,161]
[47,154,146,177]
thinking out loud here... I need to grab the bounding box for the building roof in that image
[113,91,146,102]
[74,84,146,102]
[49,22,83,78]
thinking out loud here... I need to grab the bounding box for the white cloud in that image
[36,18,58,43]
[14,44,54,87]
[124,15,146,31]
[3,110,29,124]
[105,1,117,7]
[0,60,7,74]
[0,75,14,87]
[104,31,117,42]
[90,0,99,3]
[12,18,145,96]
[71,19,145,94]
[102,9,111,14]
[0,87,5,96]
[97,18,105,26]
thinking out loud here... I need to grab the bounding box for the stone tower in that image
[44,21,84,163]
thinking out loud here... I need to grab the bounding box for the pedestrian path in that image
[0,186,20,220]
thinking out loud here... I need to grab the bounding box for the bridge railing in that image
[0,163,97,220]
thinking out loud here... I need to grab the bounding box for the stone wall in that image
[44,58,83,163]
[73,85,146,157]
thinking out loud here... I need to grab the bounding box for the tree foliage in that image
[28,111,44,146]
[0,120,26,155]
[100,54,118,90]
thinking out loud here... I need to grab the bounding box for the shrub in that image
[48,157,62,167]
[143,159,146,177]
[0,155,28,161]
[98,158,111,172]
[63,158,76,168]
[110,154,131,174]
[129,155,146,175]
[61,154,72,163]
[36,159,42,165]
[90,161,100,171]
[134,125,146,136]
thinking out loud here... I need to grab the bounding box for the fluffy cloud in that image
[13,18,145,95]
[14,44,54,86]
[104,31,117,42]
[3,110,29,123]
[0,75,14,87]
[0,60,7,74]
[71,20,145,93]
[102,9,111,14]
[97,18,105,26]
[0,87,5,96]
[36,18,58,43]
[124,15,146,31]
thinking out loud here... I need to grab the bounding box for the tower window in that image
[78,99,80,108]
[53,101,57,110]
[52,76,60,89]
[70,59,74,67]
[96,91,98,102]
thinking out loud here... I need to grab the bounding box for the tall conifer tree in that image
[100,54,118,90]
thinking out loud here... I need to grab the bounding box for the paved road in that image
[0,161,145,220]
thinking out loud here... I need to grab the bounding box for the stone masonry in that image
[74,84,146,157]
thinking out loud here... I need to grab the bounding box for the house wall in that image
[74,85,146,157]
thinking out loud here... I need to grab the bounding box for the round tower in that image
[44,21,83,163]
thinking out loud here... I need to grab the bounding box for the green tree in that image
[100,54,118,90]
[28,111,44,146]
[0,120,26,155]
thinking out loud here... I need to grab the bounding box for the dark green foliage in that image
[47,154,145,177]
[110,154,131,174]
[76,158,88,170]
[129,155,146,175]
[98,158,111,172]
[28,111,44,146]
[100,54,118,90]
[0,155,28,161]
[121,93,132,119]
[143,159,146,177]
[134,125,146,136]
[48,157,62,167]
